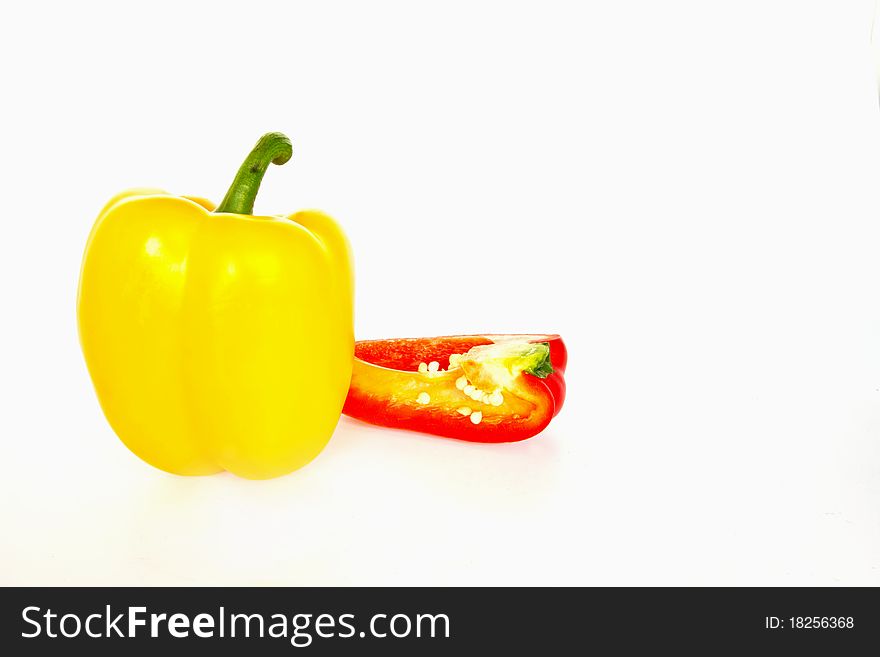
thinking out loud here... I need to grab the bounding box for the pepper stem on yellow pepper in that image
[215,132,293,215]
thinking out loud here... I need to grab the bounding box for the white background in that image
[1,0,879,585]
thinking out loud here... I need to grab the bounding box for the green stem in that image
[215,132,293,214]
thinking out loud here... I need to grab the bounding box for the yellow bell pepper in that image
[77,133,354,479]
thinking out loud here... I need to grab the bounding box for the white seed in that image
[470,411,483,425]
[417,392,430,404]
[418,362,428,373]
[489,391,504,406]
[448,353,461,367]
[455,376,468,390]
[463,384,476,396]
[468,388,482,401]
[428,361,439,372]
[457,406,472,416]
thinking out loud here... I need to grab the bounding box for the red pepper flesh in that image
[343,334,567,442]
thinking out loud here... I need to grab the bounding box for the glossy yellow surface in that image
[77,190,354,479]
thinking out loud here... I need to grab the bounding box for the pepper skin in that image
[343,334,566,442]
[77,133,354,479]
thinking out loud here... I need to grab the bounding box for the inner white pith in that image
[414,352,504,424]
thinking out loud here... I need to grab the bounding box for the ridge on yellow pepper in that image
[77,133,354,479]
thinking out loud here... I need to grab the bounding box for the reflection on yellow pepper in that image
[77,133,353,479]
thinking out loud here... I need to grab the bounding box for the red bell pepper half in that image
[343,334,567,442]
